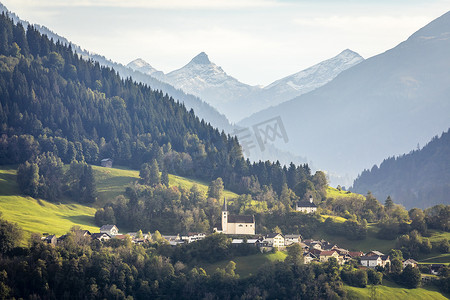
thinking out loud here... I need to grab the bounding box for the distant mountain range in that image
[128,50,364,123]
[239,11,450,185]
[352,129,450,209]
[0,2,311,168]
[0,3,232,133]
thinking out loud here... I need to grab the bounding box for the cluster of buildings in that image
[41,198,423,272]
[214,197,317,236]
[42,225,151,245]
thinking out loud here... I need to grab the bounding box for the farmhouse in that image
[365,250,384,257]
[181,233,206,243]
[303,252,318,264]
[101,158,113,168]
[403,259,418,269]
[285,234,302,245]
[360,255,390,268]
[318,250,340,263]
[215,199,255,235]
[264,233,285,248]
[296,195,317,213]
[100,225,119,236]
[91,233,111,241]
[43,235,57,246]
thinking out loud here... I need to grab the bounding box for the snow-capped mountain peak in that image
[264,49,364,91]
[126,58,164,79]
[189,52,212,65]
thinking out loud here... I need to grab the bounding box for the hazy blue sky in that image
[3,0,449,85]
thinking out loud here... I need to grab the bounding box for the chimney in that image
[309,195,313,203]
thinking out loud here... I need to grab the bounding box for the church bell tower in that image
[222,198,228,233]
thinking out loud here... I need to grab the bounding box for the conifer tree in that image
[161,166,169,187]
[149,159,161,186]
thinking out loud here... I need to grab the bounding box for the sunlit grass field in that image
[92,165,239,207]
[345,280,448,300]
[326,186,365,200]
[0,165,239,241]
[199,251,287,278]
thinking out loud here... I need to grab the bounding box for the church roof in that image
[228,214,254,223]
[296,200,317,208]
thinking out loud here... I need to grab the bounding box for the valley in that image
[0,2,448,299]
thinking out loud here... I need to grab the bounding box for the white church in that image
[215,198,255,235]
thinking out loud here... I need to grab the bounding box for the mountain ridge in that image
[238,10,450,187]
[352,129,450,209]
[129,49,364,122]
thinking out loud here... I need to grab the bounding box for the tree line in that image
[0,12,325,204]
[352,128,450,209]
[2,213,449,299]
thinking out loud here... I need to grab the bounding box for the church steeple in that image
[223,197,228,211]
[222,197,228,233]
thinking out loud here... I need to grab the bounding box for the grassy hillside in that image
[345,280,448,300]
[326,186,365,200]
[0,166,98,241]
[199,251,287,278]
[93,165,239,207]
[0,165,239,241]
[313,223,397,254]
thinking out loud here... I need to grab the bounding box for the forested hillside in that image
[352,129,450,209]
[0,13,321,202]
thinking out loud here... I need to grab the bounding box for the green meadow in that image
[313,223,397,254]
[199,251,287,278]
[92,165,238,207]
[326,186,365,200]
[0,165,239,241]
[345,280,448,300]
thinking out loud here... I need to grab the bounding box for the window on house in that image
[239,224,243,227]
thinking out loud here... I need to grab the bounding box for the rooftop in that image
[228,214,254,223]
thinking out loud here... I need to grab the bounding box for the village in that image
[39,197,441,275]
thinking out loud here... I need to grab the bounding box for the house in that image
[296,195,317,213]
[216,199,255,235]
[285,234,302,245]
[113,234,129,241]
[348,251,364,258]
[365,250,384,257]
[403,259,418,269]
[264,233,285,248]
[310,242,323,250]
[300,242,309,251]
[231,239,260,247]
[181,233,206,243]
[163,234,181,242]
[360,255,381,268]
[43,235,57,246]
[57,234,68,244]
[73,230,92,238]
[430,264,444,275]
[303,252,318,264]
[127,232,150,241]
[91,233,111,241]
[342,254,353,264]
[360,255,390,268]
[100,225,119,236]
[321,240,336,250]
[101,158,113,168]
[332,247,349,256]
[319,250,340,263]
[162,235,185,246]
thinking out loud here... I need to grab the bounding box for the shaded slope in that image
[352,129,450,209]
[239,11,450,184]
